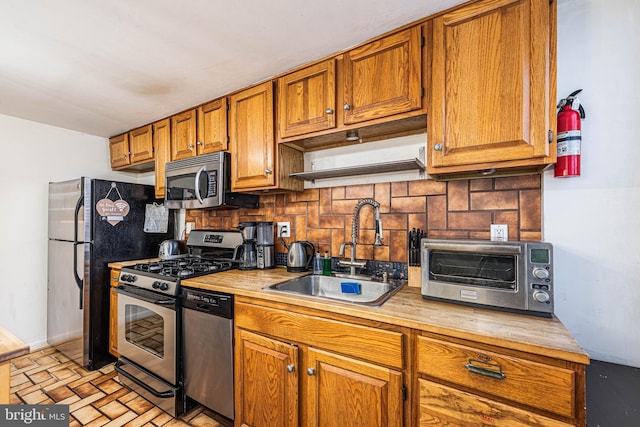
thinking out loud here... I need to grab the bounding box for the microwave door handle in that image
[194,165,206,205]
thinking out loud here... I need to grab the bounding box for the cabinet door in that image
[235,329,298,427]
[128,124,154,164]
[153,119,171,198]
[278,59,336,139]
[171,109,197,160]
[428,0,551,169]
[419,380,573,427]
[197,98,228,154]
[343,27,422,125]
[229,81,275,191]
[306,347,403,427]
[109,133,130,169]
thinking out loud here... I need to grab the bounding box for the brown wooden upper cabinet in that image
[343,26,422,124]
[276,26,424,148]
[170,109,197,160]
[427,0,556,178]
[230,82,304,192]
[277,59,336,139]
[109,124,154,171]
[197,98,228,153]
[153,118,171,198]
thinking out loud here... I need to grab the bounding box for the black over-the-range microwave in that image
[164,152,258,210]
[421,239,554,317]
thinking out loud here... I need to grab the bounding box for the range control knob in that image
[532,267,550,280]
[160,282,169,291]
[121,274,136,283]
[152,281,161,289]
[533,290,550,303]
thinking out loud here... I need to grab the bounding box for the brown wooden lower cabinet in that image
[418,380,573,427]
[234,298,407,427]
[109,268,120,357]
[235,329,299,427]
[415,333,586,427]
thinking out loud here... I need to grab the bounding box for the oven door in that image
[116,286,177,384]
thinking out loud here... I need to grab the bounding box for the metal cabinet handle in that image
[307,368,315,376]
[286,364,295,372]
[189,143,194,150]
[326,108,334,114]
[434,144,443,151]
[343,103,351,111]
[265,169,272,175]
[464,358,506,380]
[196,140,203,146]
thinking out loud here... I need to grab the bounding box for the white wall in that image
[545,0,640,367]
[0,113,152,349]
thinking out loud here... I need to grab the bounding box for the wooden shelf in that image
[289,158,425,182]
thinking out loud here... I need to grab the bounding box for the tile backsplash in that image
[186,175,541,264]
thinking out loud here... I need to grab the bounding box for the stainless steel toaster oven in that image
[421,239,553,317]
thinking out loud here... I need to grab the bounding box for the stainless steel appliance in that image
[47,177,173,370]
[237,222,257,270]
[182,288,234,420]
[158,239,187,259]
[165,151,259,210]
[287,241,315,272]
[114,229,242,417]
[256,221,275,269]
[421,239,554,317]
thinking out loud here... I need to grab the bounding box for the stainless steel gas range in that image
[114,230,242,417]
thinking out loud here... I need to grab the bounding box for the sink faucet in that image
[338,198,384,276]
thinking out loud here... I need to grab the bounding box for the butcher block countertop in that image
[175,267,589,365]
[0,326,29,363]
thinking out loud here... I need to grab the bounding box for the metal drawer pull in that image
[465,358,506,380]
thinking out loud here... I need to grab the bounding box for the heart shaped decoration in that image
[96,198,131,226]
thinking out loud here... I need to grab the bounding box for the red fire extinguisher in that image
[554,89,586,178]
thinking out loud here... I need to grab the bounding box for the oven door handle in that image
[114,359,175,399]
[115,286,177,307]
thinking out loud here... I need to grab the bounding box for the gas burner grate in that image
[131,257,235,279]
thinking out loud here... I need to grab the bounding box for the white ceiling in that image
[0,0,464,137]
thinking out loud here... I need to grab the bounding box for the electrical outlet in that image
[277,222,291,238]
[490,224,508,242]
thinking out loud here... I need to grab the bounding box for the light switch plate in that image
[490,224,508,242]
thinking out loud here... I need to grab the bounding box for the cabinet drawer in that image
[416,335,575,418]
[419,379,574,427]
[235,301,404,369]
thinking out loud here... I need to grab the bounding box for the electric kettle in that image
[287,241,315,272]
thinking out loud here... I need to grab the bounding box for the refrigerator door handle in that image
[73,195,84,309]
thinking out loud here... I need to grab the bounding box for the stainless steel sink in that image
[263,274,405,307]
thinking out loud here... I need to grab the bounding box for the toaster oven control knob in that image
[532,267,550,280]
[533,290,550,303]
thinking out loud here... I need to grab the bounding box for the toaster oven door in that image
[421,247,528,312]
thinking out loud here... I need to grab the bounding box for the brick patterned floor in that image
[9,346,232,427]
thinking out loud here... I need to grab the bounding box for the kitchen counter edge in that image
[174,267,589,365]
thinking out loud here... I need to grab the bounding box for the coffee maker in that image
[256,221,275,269]
[236,222,257,270]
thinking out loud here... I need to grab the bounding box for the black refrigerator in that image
[47,177,174,370]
